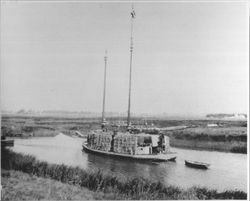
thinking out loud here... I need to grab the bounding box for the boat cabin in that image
[136,133,170,154]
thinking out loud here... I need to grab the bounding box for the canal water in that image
[11,134,247,192]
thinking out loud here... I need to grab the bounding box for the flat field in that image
[1,115,247,153]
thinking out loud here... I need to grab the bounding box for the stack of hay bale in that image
[113,133,137,155]
[164,136,170,153]
[87,131,112,151]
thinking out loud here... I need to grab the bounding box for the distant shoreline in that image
[1,112,247,121]
[2,115,247,154]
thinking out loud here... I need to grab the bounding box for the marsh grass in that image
[171,137,247,153]
[1,149,247,200]
[230,146,247,153]
[1,169,106,200]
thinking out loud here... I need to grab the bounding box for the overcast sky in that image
[1,1,248,115]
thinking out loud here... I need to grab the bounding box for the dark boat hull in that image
[82,143,176,162]
[1,139,14,147]
[185,160,209,169]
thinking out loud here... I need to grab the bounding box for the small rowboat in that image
[185,160,210,169]
[151,162,160,165]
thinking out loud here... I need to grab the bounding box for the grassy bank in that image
[168,127,247,153]
[1,149,247,200]
[170,138,247,153]
[170,127,247,141]
[1,169,108,200]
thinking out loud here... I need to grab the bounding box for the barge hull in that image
[82,143,176,162]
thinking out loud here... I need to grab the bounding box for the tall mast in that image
[127,5,136,129]
[102,50,108,128]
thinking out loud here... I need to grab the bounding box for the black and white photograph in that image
[1,0,249,200]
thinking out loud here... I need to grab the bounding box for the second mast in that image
[127,6,136,129]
